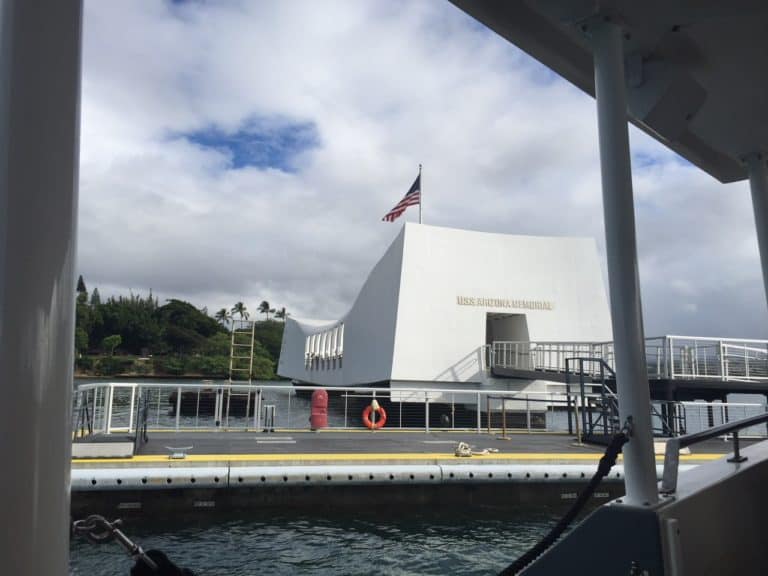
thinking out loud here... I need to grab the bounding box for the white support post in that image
[128,385,136,433]
[747,154,768,312]
[591,19,658,506]
[0,3,83,573]
[669,337,675,380]
[106,385,115,434]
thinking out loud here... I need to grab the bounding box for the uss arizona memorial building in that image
[278,223,612,391]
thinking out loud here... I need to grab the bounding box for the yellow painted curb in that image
[72,452,725,465]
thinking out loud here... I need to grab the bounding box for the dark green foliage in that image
[97,356,134,376]
[158,299,223,353]
[73,281,285,378]
[90,288,101,307]
[74,327,89,354]
[252,354,276,380]
[201,333,231,356]
[91,293,161,354]
[102,334,122,355]
[184,355,230,377]
[254,320,284,361]
[75,356,94,371]
[153,356,186,376]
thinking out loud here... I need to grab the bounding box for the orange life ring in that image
[362,404,387,429]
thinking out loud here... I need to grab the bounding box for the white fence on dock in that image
[491,335,768,382]
[71,381,768,440]
[73,382,572,436]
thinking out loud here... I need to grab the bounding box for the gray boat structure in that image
[446,1,768,574]
[3,1,768,575]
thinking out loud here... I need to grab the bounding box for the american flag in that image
[382,173,421,222]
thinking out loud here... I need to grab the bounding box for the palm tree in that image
[215,307,231,325]
[231,301,249,320]
[274,307,287,321]
[258,300,271,320]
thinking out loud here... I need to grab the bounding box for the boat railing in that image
[660,411,768,494]
[490,335,768,382]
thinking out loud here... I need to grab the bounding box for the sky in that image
[78,0,767,338]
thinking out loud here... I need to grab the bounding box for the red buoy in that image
[362,404,387,429]
[310,389,328,430]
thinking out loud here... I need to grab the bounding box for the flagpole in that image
[418,163,423,224]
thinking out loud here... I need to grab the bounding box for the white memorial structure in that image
[278,223,612,392]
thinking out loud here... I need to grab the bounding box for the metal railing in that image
[71,382,768,445]
[491,335,768,382]
[72,381,586,436]
[660,411,768,494]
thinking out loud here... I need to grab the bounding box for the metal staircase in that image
[565,357,685,445]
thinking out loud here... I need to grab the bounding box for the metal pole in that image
[591,19,658,505]
[747,153,768,312]
[175,386,182,431]
[418,163,423,224]
[501,397,506,438]
[487,395,491,434]
[0,1,83,573]
[476,392,481,433]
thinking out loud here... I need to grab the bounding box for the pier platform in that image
[71,430,737,516]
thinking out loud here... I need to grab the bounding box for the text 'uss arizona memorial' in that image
[456,296,555,311]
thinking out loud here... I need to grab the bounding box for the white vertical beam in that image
[0,0,83,574]
[591,19,658,505]
[747,154,768,311]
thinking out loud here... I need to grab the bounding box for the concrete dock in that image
[71,430,735,516]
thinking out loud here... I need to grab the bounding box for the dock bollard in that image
[310,389,328,431]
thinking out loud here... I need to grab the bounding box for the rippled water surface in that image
[69,509,559,575]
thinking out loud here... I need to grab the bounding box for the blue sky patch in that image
[185,118,320,172]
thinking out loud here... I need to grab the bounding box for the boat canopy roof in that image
[450,0,768,183]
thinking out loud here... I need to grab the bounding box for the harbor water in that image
[69,509,559,575]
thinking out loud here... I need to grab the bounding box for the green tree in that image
[94,293,160,354]
[231,301,249,320]
[76,275,87,295]
[102,334,122,356]
[90,287,101,307]
[214,307,231,325]
[74,327,89,355]
[258,300,271,320]
[158,299,223,353]
[254,320,284,361]
[202,332,231,356]
[274,307,287,321]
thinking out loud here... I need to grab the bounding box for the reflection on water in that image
[69,509,559,576]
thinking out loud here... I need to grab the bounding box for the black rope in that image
[72,515,195,575]
[498,429,630,576]
[131,550,195,576]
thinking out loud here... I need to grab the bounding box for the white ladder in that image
[222,318,257,428]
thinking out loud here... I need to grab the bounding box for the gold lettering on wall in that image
[456,295,554,310]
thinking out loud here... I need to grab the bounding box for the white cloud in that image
[78,0,768,338]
